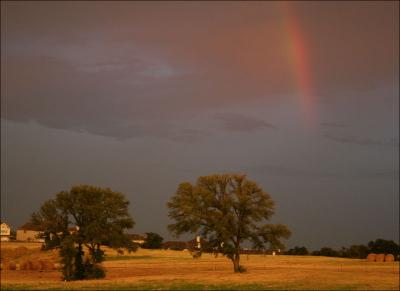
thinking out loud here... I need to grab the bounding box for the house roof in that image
[17,222,44,231]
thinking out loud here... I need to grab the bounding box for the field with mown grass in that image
[1,241,399,290]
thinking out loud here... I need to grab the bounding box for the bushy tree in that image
[312,247,339,257]
[368,239,399,255]
[167,174,291,273]
[286,246,309,255]
[142,232,164,249]
[59,236,77,281]
[346,244,369,259]
[31,185,136,280]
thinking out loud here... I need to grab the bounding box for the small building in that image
[1,222,11,241]
[187,236,207,250]
[16,222,44,242]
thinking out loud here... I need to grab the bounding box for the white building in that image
[1,223,11,241]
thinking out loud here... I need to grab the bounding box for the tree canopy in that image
[368,239,400,255]
[167,174,291,272]
[142,232,164,249]
[286,246,309,256]
[31,185,136,280]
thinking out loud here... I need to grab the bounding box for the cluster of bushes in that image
[141,232,164,249]
[286,246,309,255]
[60,239,105,281]
[286,239,399,260]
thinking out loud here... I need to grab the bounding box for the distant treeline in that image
[286,239,399,260]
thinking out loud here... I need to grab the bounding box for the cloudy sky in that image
[1,1,398,250]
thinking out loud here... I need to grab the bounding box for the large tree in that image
[167,174,291,272]
[31,185,136,280]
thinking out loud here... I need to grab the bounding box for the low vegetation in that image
[287,239,399,260]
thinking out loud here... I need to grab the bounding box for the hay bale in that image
[13,247,29,257]
[47,262,55,270]
[385,254,395,262]
[375,253,385,262]
[7,262,17,270]
[29,260,41,270]
[19,260,29,270]
[366,253,376,262]
[38,260,45,270]
[21,260,40,270]
[39,260,54,270]
[14,246,28,252]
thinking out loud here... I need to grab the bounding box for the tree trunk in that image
[232,252,241,272]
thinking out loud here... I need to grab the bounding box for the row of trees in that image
[286,239,400,259]
[31,174,291,280]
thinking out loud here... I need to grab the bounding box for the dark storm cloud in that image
[248,164,398,180]
[167,129,210,143]
[1,1,398,139]
[214,113,276,132]
[1,1,398,249]
[323,133,399,148]
[320,122,349,128]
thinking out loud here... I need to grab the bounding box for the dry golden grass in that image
[1,241,399,290]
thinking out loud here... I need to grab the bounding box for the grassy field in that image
[1,241,399,290]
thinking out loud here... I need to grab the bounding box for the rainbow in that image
[281,3,316,126]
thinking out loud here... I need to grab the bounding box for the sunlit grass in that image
[1,242,399,290]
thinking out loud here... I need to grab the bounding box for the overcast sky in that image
[1,1,399,250]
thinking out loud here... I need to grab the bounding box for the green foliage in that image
[90,247,105,264]
[31,199,69,250]
[59,237,77,281]
[83,258,106,279]
[368,239,399,256]
[340,244,369,259]
[312,247,339,257]
[31,184,136,280]
[310,239,399,260]
[73,244,85,280]
[167,174,291,272]
[142,232,164,249]
[286,246,309,255]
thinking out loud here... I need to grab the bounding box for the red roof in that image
[17,222,43,231]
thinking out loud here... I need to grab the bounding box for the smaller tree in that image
[142,232,164,249]
[286,246,309,256]
[346,244,369,259]
[312,247,339,257]
[31,185,136,281]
